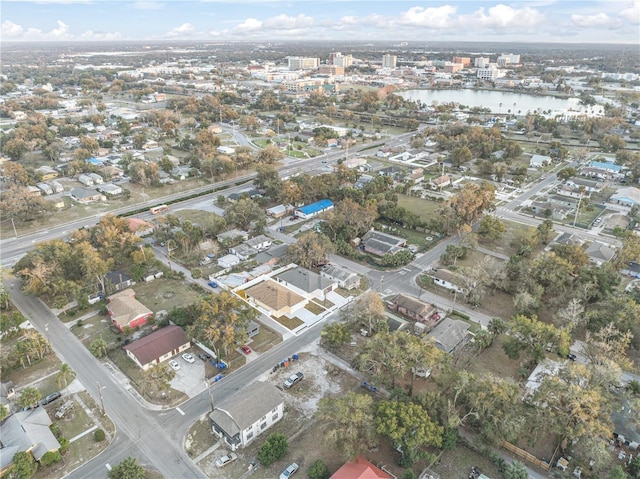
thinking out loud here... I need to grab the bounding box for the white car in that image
[215,452,238,468]
[182,353,195,363]
[280,463,299,479]
[169,360,180,371]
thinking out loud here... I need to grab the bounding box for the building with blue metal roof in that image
[294,199,334,219]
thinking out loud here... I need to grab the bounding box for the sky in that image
[1,0,639,44]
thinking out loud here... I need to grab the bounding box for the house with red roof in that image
[330,456,392,479]
[123,325,190,370]
[107,289,153,332]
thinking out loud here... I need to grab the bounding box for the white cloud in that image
[1,19,122,41]
[167,23,196,37]
[619,0,640,24]
[262,14,313,30]
[234,18,263,33]
[396,5,457,28]
[571,12,615,27]
[467,4,546,29]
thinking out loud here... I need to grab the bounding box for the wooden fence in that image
[500,441,551,471]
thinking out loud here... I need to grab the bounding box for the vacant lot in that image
[133,278,207,312]
[397,194,441,222]
[431,442,503,479]
[478,219,542,257]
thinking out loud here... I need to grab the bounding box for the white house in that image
[209,381,284,450]
[88,173,104,184]
[217,254,241,269]
[529,154,550,168]
[320,264,360,290]
[78,174,94,186]
[245,235,272,252]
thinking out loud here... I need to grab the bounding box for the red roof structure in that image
[123,325,189,369]
[330,456,392,479]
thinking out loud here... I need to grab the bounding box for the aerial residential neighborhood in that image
[1,2,640,479]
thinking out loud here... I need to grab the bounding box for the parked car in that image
[182,353,195,363]
[215,453,238,468]
[284,372,304,389]
[169,360,180,371]
[54,400,75,419]
[198,353,212,361]
[567,353,577,361]
[279,463,299,479]
[208,280,218,288]
[41,391,62,406]
[241,345,252,355]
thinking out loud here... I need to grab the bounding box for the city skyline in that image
[1,0,639,45]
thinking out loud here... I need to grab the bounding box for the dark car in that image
[41,391,62,406]
[198,353,212,361]
[567,353,577,361]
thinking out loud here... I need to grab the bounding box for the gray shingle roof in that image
[277,267,334,293]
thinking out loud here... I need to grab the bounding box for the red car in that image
[241,346,252,355]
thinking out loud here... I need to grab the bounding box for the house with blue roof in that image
[294,199,334,219]
[610,186,640,207]
[588,161,622,173]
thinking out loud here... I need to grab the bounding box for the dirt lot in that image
[192,348,411,479]
[133,278,208,312]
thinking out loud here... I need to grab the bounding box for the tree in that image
[502,314,570,364]
[375,400,443,466]
[286,232,335,269]
[142,363,176,397]
[320,323,351,352]
[254,164,282,200]
[609,466,629,479]
[536,219,554,244]
[307,459,330,479]
[615,233,640,269]
[108,456,146,479]
[342,291,386,336]
[89,337,108,358]
[557,167,578,182]
[0,186,55,223]
[504,461,529,479]
[8,451,38,479]
[488,317,507,336]
[477,215,506,241]
[257,433,288,467]
[17,387,41,410]
[0,403,8,422]
[317,392,375,459]
[56,363,74,393]
[437,182,495,234]
[224,198,265,231]
[450,146,472,167]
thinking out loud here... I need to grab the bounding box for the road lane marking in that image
[176,407,185,416]
[106,463,112,471]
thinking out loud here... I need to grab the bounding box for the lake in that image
[399,88,604,116]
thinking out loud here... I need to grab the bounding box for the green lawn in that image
[397,194,441,223]
[133,278,208,313]
[171,208,224,226]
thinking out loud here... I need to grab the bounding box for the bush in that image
[257,433,288,467]
[94,429,106,442]
[442,427,458,450]
[307,459,330,479]
[58,437,70,455]
[40,451,62,467]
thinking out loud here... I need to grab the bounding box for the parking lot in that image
[169,350,207,398]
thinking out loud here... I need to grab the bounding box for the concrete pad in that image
[169,353,207,398]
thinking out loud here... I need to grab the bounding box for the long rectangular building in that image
[294,199,334,219]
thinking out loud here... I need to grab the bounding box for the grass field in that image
[133,278,208,313]
[478,219,541,257]
[397,194,441,223]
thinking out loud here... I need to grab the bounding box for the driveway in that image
[170,351,207,398]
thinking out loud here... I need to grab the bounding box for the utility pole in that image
[205,380,214,412]
[10,218,18,238]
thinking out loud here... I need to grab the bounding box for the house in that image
[621,261,640,278]
[218,254,241,269]
[344,157,368,169]
[243,279,307,318]
[529,154,551,168]
[49,181,64,193]
[101,164,125,180]
[0,381,15,407]
[408,167,424,181]
[610,186,640,207]
[588,160,622,175]
[209,381,284,451]
[123,325,190,370]
[565,178,603,193]
[217,229,249,245]
[320,265,360,290]
[97,183,123,196]
[255,244,288,266]
[70,187,103,204]
[294,199,334,219]
[88,173,103,184]
[378,166,402,178]
[585,241,616,265]
[26,186,42,197]
[355,174,374,190]
[0,408,61,474]
[125,218,154,237]
[361,229,406,257]
[530,201,572,221]
[35,165,58,181]
[78,174,94,186]
[275,266,337,300]
[228,243,255,261]
[107,289,153,331]
[266,204,289,218]
[390,294,435,323]
[330,456,392,479]
[36,182,53,195]
[427,268,466,294]
[427,317,471,353]
[105,270,134,292]
[430,175,451,189]
[245,235,272,252]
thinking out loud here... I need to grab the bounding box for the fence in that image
[500,441,551,471]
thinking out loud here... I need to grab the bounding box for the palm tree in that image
[57,363,74,395]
